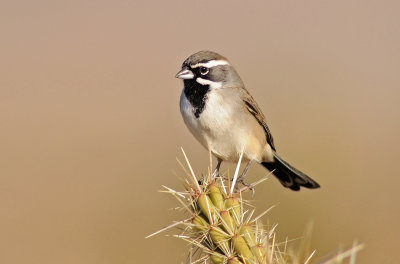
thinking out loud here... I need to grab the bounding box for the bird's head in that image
[175,51,243,89]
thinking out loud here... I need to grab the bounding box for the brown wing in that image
[242,93,276,151]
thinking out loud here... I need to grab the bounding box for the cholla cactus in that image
[179,155,274,264]
[147,149,363,264]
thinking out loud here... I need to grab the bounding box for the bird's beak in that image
[175,67,194,79]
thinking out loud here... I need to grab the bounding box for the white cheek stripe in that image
[191,60,230,68]
[196,77,222,89]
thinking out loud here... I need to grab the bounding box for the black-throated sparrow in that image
[176,51,320,191]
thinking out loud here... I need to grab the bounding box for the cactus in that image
[147,149,363,264]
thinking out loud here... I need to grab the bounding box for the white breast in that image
[180,88,268,162]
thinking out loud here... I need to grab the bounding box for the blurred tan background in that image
[1,0,399,263]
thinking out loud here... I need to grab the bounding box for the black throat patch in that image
[183,79,210,118]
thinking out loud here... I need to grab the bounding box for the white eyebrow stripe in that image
[196,77,222,89]
[191,60,230,68]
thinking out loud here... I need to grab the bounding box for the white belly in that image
[180,89,269,162]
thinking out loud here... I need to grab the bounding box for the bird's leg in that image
[237,160,252,182]
[212,159,222,179]
[237,160,255,195]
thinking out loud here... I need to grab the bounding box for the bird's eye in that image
[199,67,209,75]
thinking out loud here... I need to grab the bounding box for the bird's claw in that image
[238,179,255,197]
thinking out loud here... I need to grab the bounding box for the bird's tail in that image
[261,152,320,191]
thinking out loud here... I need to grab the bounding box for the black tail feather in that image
[261,153,320,191]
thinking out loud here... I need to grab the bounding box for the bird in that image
[175,51,320,191]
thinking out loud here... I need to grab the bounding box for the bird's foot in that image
[212,169,220,179]
[237,177,255,197]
